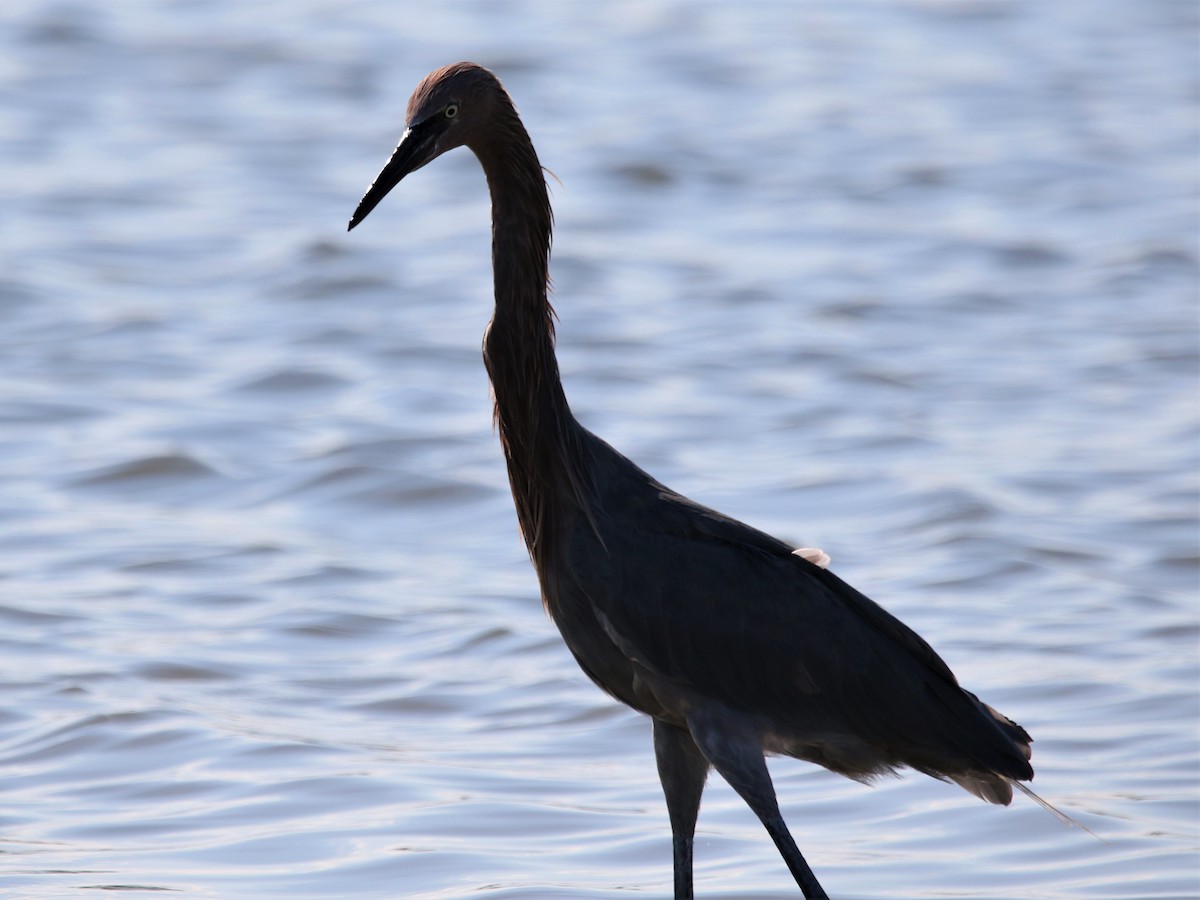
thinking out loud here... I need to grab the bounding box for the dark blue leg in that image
[653,718,710,899]
[687,711,829,899]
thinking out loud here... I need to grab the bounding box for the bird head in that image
[348,62,503,230]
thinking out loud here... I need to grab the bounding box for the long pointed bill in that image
[347,126,434,230]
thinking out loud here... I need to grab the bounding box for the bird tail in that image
[981,700,1033,763]
[949,770,1018,805]
[942,698,1099,839]
[950,773,1099,840]
[1011,781,1105,841]
[942,699,1033,805]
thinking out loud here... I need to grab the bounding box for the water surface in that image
[0,1,1197,897]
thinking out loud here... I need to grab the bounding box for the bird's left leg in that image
[653,718,710,900]
[687,710,829,900]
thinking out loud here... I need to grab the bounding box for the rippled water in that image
[1,1,1197,897]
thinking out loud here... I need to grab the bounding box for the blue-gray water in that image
[1,1,1197,897]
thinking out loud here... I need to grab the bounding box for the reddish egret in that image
[349,62,1036,899]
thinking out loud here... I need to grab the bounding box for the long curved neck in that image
[474,103,588,568]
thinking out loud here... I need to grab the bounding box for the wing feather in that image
[562,449,1031,783]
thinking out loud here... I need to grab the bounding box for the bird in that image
[348,62,1036,900]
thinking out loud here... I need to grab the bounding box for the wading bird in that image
[349,62,1036,900]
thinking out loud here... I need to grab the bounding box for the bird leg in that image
[653,718,711,900]
[687,711,829,900]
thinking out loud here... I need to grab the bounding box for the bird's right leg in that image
[653,718,710,900]
[687,711,829,900]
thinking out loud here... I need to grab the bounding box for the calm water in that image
[1,1,1197,897]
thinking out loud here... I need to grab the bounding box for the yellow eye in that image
[444,104,459,119]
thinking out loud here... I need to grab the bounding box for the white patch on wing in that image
[793,547,831,569]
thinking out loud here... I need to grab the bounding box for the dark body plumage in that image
[350,62,1034,899]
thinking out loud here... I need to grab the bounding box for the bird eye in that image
[444,104,459,119]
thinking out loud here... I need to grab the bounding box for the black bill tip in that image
[347,126,430,233]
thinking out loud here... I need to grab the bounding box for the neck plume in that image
[474,101,589,572]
